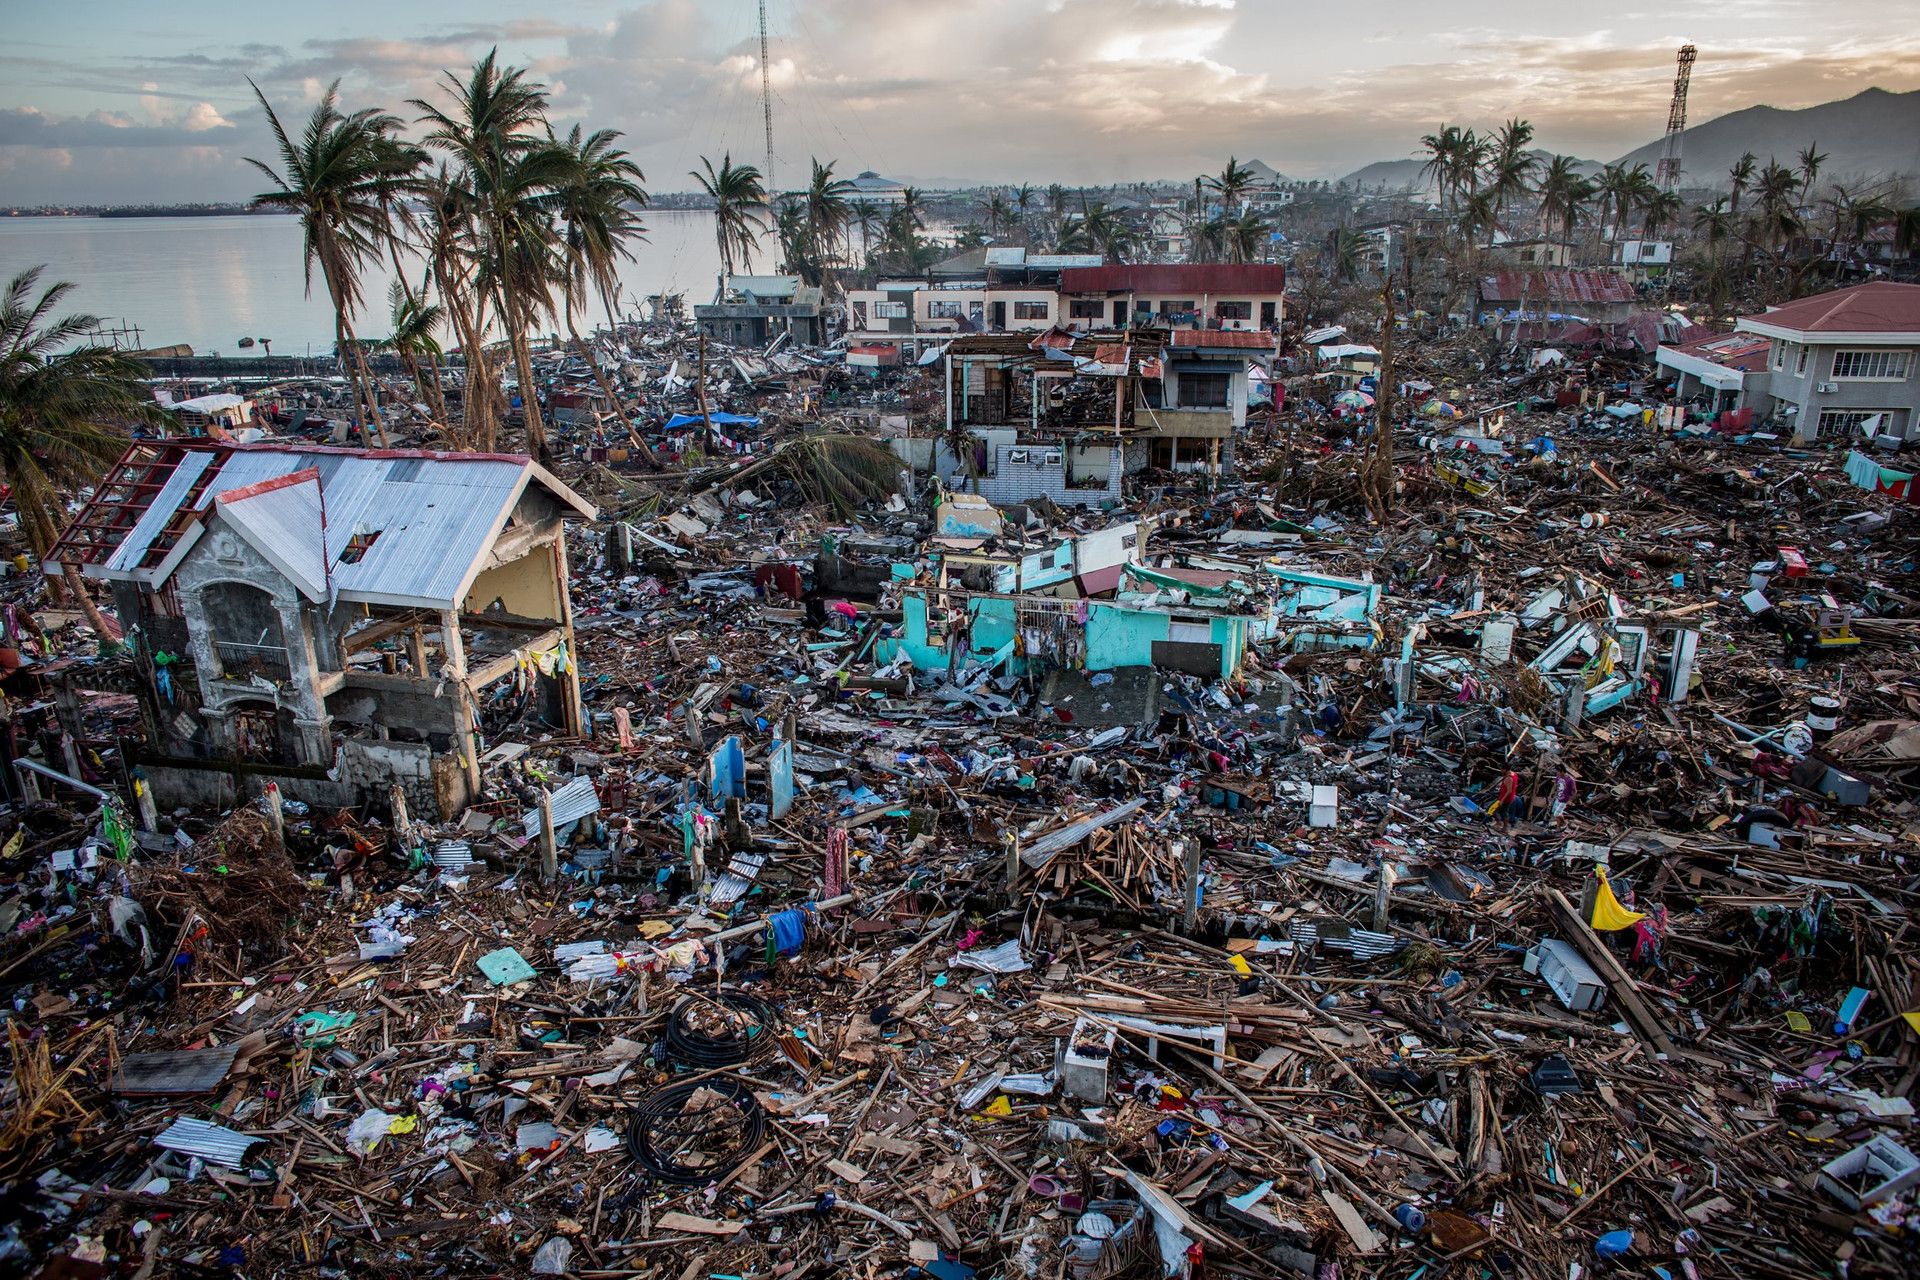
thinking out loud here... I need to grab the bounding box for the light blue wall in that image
[1086,605,1170,671]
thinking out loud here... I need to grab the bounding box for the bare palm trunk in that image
[507,300,549,462]
[425,351,450,428]
[337,310,391,447]
[62,563,118,648]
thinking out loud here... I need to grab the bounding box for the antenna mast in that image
[1656,44,1697,191]
[758,0,775,196]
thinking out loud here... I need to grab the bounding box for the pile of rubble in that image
[6,330,1920,1280]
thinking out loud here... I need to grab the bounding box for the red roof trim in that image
[215,467,320,505]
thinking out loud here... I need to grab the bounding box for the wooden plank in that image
[1544,887,1682,1061]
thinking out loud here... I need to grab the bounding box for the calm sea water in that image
[0,210,738,357]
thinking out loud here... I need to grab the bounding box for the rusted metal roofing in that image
[1060,264,1287,295]
[1478,271,1635,305]
[1170,330,1278,350]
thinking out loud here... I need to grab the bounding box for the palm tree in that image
[244,78,398,442]
[772,195,816,282]
[1641,189,1682,238]
[1225,210,1272,264]
[418,163,495,450]
[1796,143,1828,204]
[1011,184,1038,242]
[690,153,769,281]
[1896,206,1920,260]
[851,199,883,265]
[1534,155,1584,244]
[1074,200,1135,265]
[1755,159,1802,226]
[804,159,856,271]
[1727,152,1757,216]
[555,124,647,428]
[376,281,448,424]
[1419,125,1464,213]
[980,192,1014,239]
[1325,227,1363,283]
[412,51,561,455]
[1,267,160,639]
[1203,157,1259,214]
[1692,198,1734,260]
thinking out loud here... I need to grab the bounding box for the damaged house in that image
[44,442,596,818]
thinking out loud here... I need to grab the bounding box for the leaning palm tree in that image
[1225,210,1272,264]
[244,78,398,442]
[1796,143,1828,205]
[980,192,1015,239]
[691,153,769,281]
[413,52,568,459]
[804,159,857,272]
[0,268,161,640]
[554,124,647,427]
[1727,152,1757,216]
[376,280,448,424]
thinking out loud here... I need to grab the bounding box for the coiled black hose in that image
[662,992,779,1067]
[626,1077,767,1183]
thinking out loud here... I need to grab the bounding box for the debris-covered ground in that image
[5,317,1920,1280]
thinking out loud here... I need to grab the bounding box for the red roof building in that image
[1737,282,1920,340]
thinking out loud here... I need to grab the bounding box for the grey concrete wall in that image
[144,738,447,821]
[976,444,1123,508]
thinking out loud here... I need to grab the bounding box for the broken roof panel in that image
[52,443,597,609]
[1478,270,1635,306]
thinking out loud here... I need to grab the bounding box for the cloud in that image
[4,0,1920,204]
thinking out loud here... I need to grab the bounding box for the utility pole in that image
[1366,280,1397,522]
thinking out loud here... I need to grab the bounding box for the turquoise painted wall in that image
[1086,605,1169,671]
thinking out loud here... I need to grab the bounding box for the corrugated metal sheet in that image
[104,449,216,573]
[1020,797,1148,868]
[218,475,328,599]
[73,444,596,607]
[433,839,473,869]
[154,1116,262,1167]
[1478,271,1635,306]
[523,775,601,839]
[1289,919,1403,959]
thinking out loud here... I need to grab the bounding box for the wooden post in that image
[261,781,285,848]
[133,769,160,832]
[1372,858,1396,932]
[685,701,705,751]
[1005,835,1022,895]
[1180,840,1203,933]
[537,788,557,882]
[389,782,411,846]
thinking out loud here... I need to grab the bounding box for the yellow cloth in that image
[1588,870,1647,931]
[1902,1011,1920,1035]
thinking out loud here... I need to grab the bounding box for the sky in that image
[3,0,1919,204]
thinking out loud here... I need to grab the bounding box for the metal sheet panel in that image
[523,775,601,839]
[1020,797,1148,868]
[113,1046,239,1095]
[154,1116,262,1167]
[103,449,217,574]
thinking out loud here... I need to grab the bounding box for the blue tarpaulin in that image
[664,413,759,430]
